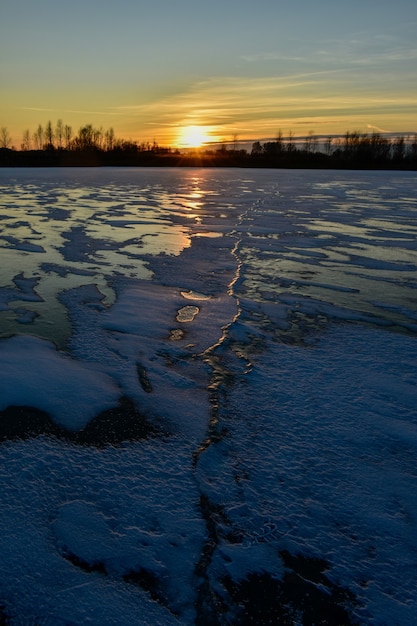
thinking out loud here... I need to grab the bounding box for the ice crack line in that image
[192,195,264,462]
[191,224,255,621]
[192,232,249,467]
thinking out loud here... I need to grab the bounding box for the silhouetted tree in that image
[104,127,115,151]
[276,129,284,150]
[111,139,137,152]
[21,129,31,151]
[286,130,295,153]
[33,124,44,150]
[93,126,103,149]
[343,130,361,158]
[0,127,12,148]
[262,130,285,157]
[369,133,390,161]
[55,119,64,149]
[409,134,417,161]
[251,141,263,156]
[73,124,96,150]
[44,120,54,149]
[138,141,152,152]
[2,119,417,170]
[64,124,73,149]
[304,130,317,153]
[324,136,333,156]
[392,136,405,161]
[263,142,275,156]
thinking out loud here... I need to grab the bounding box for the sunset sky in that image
[1,0,416,148]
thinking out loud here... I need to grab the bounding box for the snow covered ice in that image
[0,167,417,625]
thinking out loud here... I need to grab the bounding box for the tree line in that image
[0,120,171,153]
[250,130,417,167]
[1,121,416,169]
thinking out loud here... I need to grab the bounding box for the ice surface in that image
[196,323,417,624]
[0,438,203,625]
[0,168,417,624]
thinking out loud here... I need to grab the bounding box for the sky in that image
[1,0,416,148]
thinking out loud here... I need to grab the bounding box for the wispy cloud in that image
[242,35,417,69]
[21,107,122,117]
[112,72,417,142]
[20,107,58,113]
[349,47,417,65]
[367,124,392,133]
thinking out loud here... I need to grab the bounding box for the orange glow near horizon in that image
[177,125,212,149]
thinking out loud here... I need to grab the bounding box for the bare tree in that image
[73,124,106,150]
[324,136,333,156]
[74,124,95,150]
[44,120,54,148]
[286,130,295,153]
[55,119,64,149]
[408,134,417,160]
[21,129,31,151]
[93,126,103,149]
[303,130,313,153]
[0,127,12,148]
[251,141,263,156]
[105,127,115,151]
[343,130,362,155]
[64,124,73,149]
[33,124,44,150]
[275,129,284,151]
[303,130,318,154]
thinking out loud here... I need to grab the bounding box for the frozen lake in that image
[0,167,417,624]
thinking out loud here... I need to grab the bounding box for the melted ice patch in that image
[180,290,212,301]
[176,305,200,322]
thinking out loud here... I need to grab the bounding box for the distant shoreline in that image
[0,142,417,171]
[1,146,416,171]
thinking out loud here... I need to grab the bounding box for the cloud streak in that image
[2,1,416,144]
[112,72,417,143]
[21,107,122,117]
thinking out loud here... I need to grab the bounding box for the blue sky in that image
[1,0,416,146]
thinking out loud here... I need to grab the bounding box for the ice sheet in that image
[0,168,417,624]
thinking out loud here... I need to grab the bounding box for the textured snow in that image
[0,334,121,429]
[0,168,416,625]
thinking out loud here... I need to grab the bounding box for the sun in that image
[178,125,210,149]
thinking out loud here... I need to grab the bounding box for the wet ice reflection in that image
[1,168,417,345]
[0,169,202,343]
[234,172,417,333]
